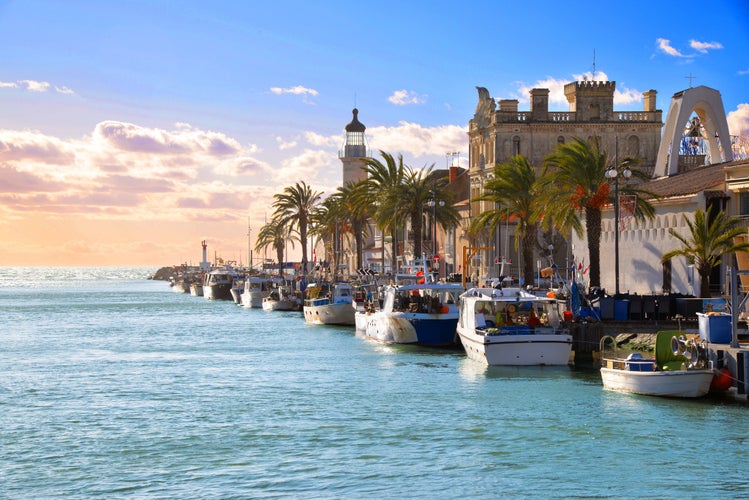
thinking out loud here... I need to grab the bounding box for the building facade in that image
[467,79,663,282]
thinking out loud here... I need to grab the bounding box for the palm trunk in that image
[585,206,602,289]
[521,223,537,286]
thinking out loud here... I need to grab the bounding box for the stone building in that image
[466,78,663,282]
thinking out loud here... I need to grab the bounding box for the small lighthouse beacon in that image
[339,108,370,185]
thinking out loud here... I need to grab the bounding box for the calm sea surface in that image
[2,267,749,499]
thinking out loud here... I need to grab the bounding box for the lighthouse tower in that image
[339,108,370,185]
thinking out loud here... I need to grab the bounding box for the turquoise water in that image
[2,267,749,499]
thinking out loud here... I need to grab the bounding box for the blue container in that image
[697,313,732,343]
[614,300,630,321]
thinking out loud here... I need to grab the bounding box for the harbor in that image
[2,266,749,498]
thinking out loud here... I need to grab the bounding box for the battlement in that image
[567,80,616,91]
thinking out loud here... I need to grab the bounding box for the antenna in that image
[592,48,596,75]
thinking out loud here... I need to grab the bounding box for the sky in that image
[1,0,748,267]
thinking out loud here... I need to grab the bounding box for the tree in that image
[662,208,749,297]
[362,151,408,272]
[540,137,655,289]
[272,181,322,274]
[470,155,540,286]
[255,218,295,277]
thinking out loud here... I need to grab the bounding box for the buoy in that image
[710,367,733,392]
[546,291,555,298]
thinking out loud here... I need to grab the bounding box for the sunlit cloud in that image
[54,86,75,95]
[304,131,338,148]
[388,89,427,105]
[512,71,642,108]
[656,38,685,57]
[368,122,466,159]
[728,103,749,136]
[276,136,297,150]
[690,39,723,53]
[278,148,337,182]
[18,80,50,92]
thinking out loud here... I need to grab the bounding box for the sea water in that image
[2,267,749,499]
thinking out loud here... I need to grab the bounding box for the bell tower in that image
[339,108,370,185]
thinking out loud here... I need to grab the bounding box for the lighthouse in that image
[339,108,370,185]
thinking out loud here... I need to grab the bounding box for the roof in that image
[643,163,726,198]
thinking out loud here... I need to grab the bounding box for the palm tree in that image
[255,218,295,277]
[662,208,749,297]
[332,181,373,271]
[470,155,540,286]
[272,181,322,275]
[309,197,341,280]
[363,151,408,272]
[540,137,655,289]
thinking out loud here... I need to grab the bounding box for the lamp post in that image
[427,192,445,276]
[605,165,631,296]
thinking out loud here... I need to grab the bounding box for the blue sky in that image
[1,0,748,265]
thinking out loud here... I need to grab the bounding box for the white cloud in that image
[656,38,685,57]
[278,148,336,182]
[367,122,466,158]
[738,68,749,76]
[727,103,749,136]
[690,39,723,53]
[19,80,51,92]
[388,89,427,106]
[276,136,297,150]
[304,131,338,148]
[0,79,75,94]
[269,85,318,96]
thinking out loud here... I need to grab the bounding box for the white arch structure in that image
[654,85,733,177]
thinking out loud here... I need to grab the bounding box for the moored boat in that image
[303,282,356,326]
[203,269,237,301]
[262,284,302,311]
[457,286,572,365]
[599,331,715,398]
[363,281,464,346]
[241,275,277,308]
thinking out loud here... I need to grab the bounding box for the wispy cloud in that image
[656,38,723,58]
[0,79,75,94]
[738,68,749,76]
[656,38,686,57]
[690,39,723,53]
[269,85,319,96]
[388,89,427,106]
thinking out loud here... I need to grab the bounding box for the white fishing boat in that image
[241,276,277,308]
[189,281,203,297]
[303,282,356,326]
[363,281,464,346]
[203,269,237,301]
[262,284,302,311]
[456,286,572,365]
[599,331,715,398]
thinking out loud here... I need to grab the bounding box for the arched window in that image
[512,136,521,156]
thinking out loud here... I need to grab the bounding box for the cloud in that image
[727,103,749,136]
[278,148,336,181]
[656,38,685,57]
[690,39,723,53]
[213,155,273,176]
[388,89,427,106]
[304,131,338,148]
[367,122,466,158]
[276,136,297,150]
[512,71,642,108]
[269,85,319,96]
[738,68,749,76]
[0,129,75,164]
[0,79,75,94]
[93,121,241,157]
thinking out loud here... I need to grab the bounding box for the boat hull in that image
[458,329,572,365]
[204,283,233,300]
[365,311,459,347]
[242,291,268,308]
[600,367,714,398]
[304,303,355,325]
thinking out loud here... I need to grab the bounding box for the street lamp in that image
[427,193,445,275]
[605,165,632,296]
